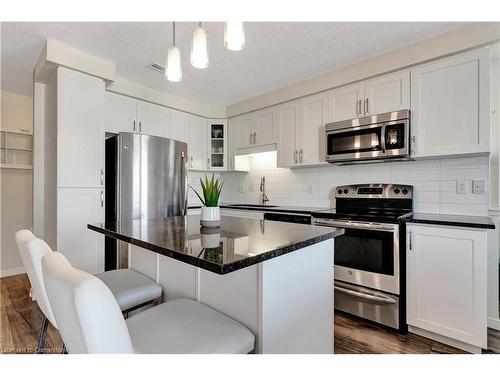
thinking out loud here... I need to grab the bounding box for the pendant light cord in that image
[172,21,176,46]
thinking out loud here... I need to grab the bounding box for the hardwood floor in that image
[1,274,63,354]
[0,274,498,354]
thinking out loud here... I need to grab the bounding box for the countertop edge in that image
[88,224,344,275]
[399,214,495,230]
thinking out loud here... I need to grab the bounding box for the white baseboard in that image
[408,325,483,354]
[488,317,500,331]
[0,266,25,278]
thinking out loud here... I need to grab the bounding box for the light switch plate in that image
[307,184,315,193]
[472,180,485,194]
[456,180,467,194]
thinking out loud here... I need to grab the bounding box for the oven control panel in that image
[335,184,413,199]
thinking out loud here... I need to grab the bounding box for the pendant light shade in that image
[191,22,209,69]
[166,22,182,82]
[224,22,245,51]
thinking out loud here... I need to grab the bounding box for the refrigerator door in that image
[118,133,188,221]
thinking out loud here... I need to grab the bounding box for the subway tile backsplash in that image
[188,156,490,216]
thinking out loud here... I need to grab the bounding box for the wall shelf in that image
[0,127,33,170]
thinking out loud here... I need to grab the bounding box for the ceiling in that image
[1,22,465,106]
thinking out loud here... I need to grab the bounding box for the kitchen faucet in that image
[260,176,270,206]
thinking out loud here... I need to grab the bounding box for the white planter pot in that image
[200,206,220,227]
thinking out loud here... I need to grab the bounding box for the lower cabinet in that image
[406,223,487,350]
[57,188,105,275]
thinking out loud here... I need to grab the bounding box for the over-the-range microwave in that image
[325,109,411,164]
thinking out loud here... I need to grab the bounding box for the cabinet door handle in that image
[357,99,362,116]
[365,98,369,114]
[294,150,298,163]
[207,157,210,169]
[408,231,413,251]
[133,120,136,132]
[100,168,104,185]
[253,132,257,144]
[299,149,303,163]
[139,121,142,133]
[100,191,104,208]
[249,133,253,145]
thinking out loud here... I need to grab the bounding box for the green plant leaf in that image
[189,185,205,205]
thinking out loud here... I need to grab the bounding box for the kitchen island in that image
[89,215,343,353]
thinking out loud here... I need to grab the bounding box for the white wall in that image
[0,91,33,276]
[218,156,490,216]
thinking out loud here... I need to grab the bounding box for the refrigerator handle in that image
[180,151,188,216]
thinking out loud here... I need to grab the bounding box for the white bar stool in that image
[42,251,255,354]
[15,230,162,353]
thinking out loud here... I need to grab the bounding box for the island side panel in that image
[128,244,158,281]
[260,239,334,354]
[157,256,197,302]
[197,265,260,338]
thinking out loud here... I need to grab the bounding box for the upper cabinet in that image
[169,109,189,143]
[187,115,207,171]
[232,110,278,150]
[364,71,410,116]
[410,48,490,158]
[105,92,137,134]
[277,101,301,168]
[328,71,410,122]
[57,68,105,188]
[300,93,328,165]
[207,120,228,170]
[105,92,169,138]
[328,82,365,122]
[136,101,169,138]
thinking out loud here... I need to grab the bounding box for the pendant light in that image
[166,22,182,82]
[191,22,209,69]
[224,22,245,51]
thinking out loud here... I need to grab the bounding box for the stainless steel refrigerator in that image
[105,132,188,270]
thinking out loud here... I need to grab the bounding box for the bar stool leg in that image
[37,316,49,354]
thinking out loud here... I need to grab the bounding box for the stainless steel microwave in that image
[325,110,411,164]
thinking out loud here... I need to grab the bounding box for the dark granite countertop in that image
[88,215,343,275]
[401,213,495,229]
[187,203,330,215]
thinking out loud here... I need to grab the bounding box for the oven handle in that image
[313,219,396,232]
[335,285,397,306]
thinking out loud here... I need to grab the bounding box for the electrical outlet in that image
[472,180,485,194]
[239,185,246,193]
[456,180,467,194]
[307,184,315,193]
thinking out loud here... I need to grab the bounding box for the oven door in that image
[325,124,385,163]
[314,219,399,295]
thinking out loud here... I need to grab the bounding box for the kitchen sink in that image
[225,204,279,208]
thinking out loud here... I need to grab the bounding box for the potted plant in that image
[190,174,224,227]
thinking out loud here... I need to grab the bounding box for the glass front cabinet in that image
[207,120,227,171]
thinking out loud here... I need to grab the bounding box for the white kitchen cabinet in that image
[104,92,137,134]
[328,82,364,122]
[57,188,105,274]
[364,70,409,116]
[300,93,328,165]
[234,115,255,149]
[57,68,105,188]
[406,223,487,350]
[187,115,207,170]
[410,48,490,158]
[328,71,410,122]
[136,101,169,138]
[169,109,189,143]
[277,101,301,168]
[253,109,278,146]
[207,120,227,171]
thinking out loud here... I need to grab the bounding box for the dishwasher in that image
[263,212,312,225]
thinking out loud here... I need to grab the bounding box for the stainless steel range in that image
[311,183,413,330]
